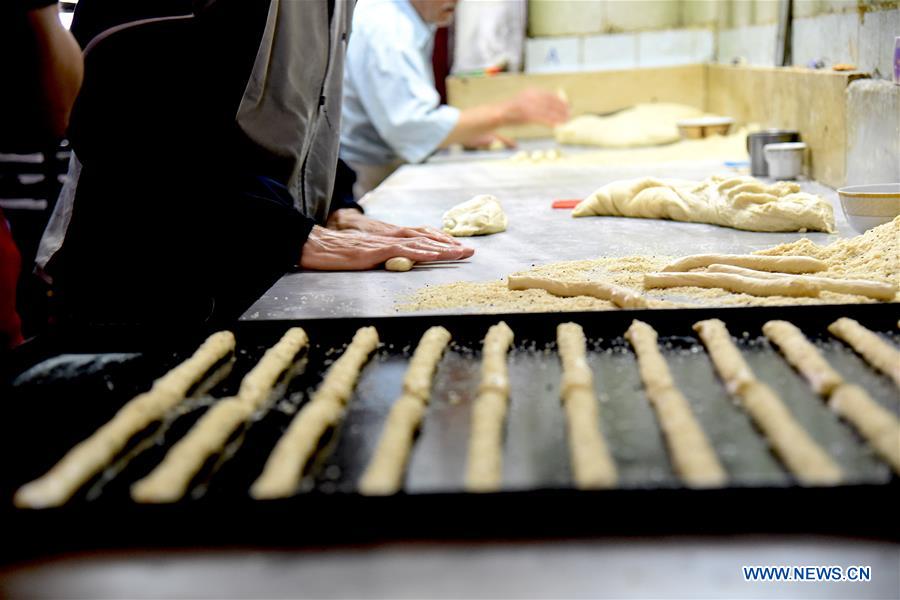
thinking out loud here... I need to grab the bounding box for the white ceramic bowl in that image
[837,183,900,232]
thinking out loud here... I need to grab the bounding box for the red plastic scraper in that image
[552,199,581,209]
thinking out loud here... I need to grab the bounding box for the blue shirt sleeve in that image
[347,28,459,164]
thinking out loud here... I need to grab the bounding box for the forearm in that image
[439,102,511,149]
[28,5,84,139]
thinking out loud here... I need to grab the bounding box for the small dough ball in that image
[385,257,414,272]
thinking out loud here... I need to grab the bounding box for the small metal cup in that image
[747,130,800,177]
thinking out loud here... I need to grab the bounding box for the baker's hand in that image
[327,208,462,246]
[299,226,474,271]
[505,88,570,127]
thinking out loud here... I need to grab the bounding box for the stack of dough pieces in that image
[251,327,380,499]
[763,320,900,474]
[625,320,726,488]
[573,175,835,233]
[465,322,515,492]
[131,328,309,503]
[556,323,617,489]
[15,331,236,509]
[359,326,452,495]
[693,319,842,485]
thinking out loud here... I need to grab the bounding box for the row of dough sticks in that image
[509,253,897,308]
[14,315,899,508]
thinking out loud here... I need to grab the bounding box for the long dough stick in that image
[625,320,726,488]
[828,318,900,387]
[359,327,452,495]
[707,264,897,301]
[764,320,900,474]
[663,254,827,273]
[131,328,309,503]
[251,327,379,499]
[645,272,819,297]
[14,331,236,509]
[465,322,515,492]
[762,321,844,396]
[829,384,900,473]
[508,274,649,308]
[692,319,841,485]
[556,323,617,489]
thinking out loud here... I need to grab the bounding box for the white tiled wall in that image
[525,29,714,73]
[524,37,582,73]
[582,33,638,71]
[716,24,779,66]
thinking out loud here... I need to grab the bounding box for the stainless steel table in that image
[243,157,853,321]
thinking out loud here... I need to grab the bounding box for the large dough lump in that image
[573,175,835,233]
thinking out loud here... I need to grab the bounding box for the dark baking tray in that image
[2,303,899,559]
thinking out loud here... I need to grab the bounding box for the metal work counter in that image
[243,158,854,321]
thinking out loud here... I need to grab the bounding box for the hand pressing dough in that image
[645,272,820,297]
[359,327,451,495]
[573,175,835,233]
[508,274,650,308]
[708,265,897,301]
[625,320,726,488]
[556,323,617,489]
[386,257,414,272]
[131,328,309,503]
[442,194,508,237]
[554,103,705,148]
[466,322,515,492]
[663,254,827,274]
[762,321,844,396]
[829,384,900,474]
[251,327,379,499]
[692,319,842,485]
[14,331,236,509]
[828,318,900,387]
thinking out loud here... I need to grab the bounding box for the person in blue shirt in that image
[340,0,570,197]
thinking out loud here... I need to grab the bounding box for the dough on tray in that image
[828,318,900,387]
[250,327,379,500]
[359,326,452,495]
[762,321,844,396]
[442,194,508,237]
[556,323,617,489]
[572,175,835,233]
[14,331,236,509]
[625,320,726,488]
[465,321,515,492]
[692,319,842,485]
[131,328,309,503]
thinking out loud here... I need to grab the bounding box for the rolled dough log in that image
[556,323,617,489]
[131,328,309,503]
[829,384,900,474]
[573,175,835,233]
[442,194,508,237]
[465,322,515,492]
[14,331,236,509]
[762,320,844,396]
[508,274,649,309]
[663,254,827,273]
[385,257,414,272]
[359,326,451,495]
[828,318,900,387]
[707,264,897,301]
[250,327,379,499]
[692,319,842,485]
[625,320,726,488]
[645,272,819,297]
